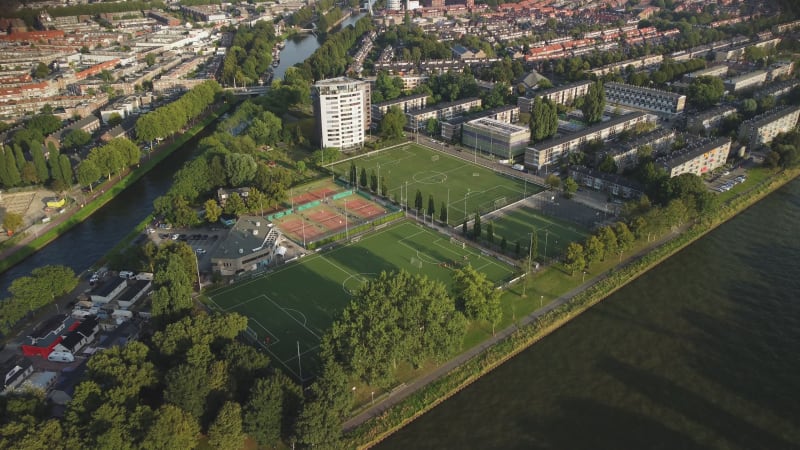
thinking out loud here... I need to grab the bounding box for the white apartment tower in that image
[314,77,371,151]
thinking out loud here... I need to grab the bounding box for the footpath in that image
[342,227,682,431]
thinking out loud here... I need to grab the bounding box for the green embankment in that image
[344,167,800,449]
[0,105,229,276]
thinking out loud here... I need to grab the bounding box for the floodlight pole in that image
[297,341,302,380]
[446,188,450,225]
[522,229,533,298]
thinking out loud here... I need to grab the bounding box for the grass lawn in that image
[206,220,517,382]
[488,205,590,260]
[330,144,542,225]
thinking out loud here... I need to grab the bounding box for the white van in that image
[119,271,135,279]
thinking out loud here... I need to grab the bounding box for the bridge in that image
[225,85,270,96]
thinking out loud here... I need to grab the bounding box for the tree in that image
[545,174,561,190]
[486,221,494,243]
[208,401,244,450]
[1,146,21,187]
[141,404,200,450]
[369,169,378,192]
[427,194,435,218]
[2,212,23,234]
[380,176,388,197]
[462,220,467,236]
[204,199,223,223]
[439,201,447,223]
[414,189,423,212]
[145,53,156,67]
[688,76,724,108]
[62,129,91,151]
[529,96,559,141]
[564,242,585,275]
[563,177,578,198]
[107,113,123,127]
[380,106,406,139]
[242,378,283,447]
[584,235,605,267]
[31,145,49,183]
[349,162,357,187]
[33,62,50,79]
[452,265,502,333]
[598,154,617,174]
[86,341,157,405]
[531,229,539,261]
[615,221,635,254]
[581,80,605,124]
[472,211,481,239]
[359,167,367,189]
[225,153,257,187]
[77,160,101,192]
[597,226,617,259]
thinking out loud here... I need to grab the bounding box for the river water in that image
[378,179,800,450]
[273,9,367,80]
[0,128,214,295]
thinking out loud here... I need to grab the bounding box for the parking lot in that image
[706,167,748,193]
[148,227,228,273]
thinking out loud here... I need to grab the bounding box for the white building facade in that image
[314,77,371,151]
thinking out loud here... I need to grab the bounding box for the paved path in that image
[342,227,682,432]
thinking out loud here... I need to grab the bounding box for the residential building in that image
[372,93,427,123]
[588,55,664,77]
[525,112,655,171]
[518,81,591,112]
[687,105,737,134]
[48,315,100,362]
[568,166,644,199]
[313,77,371,150]
[655,136,731,177]
[683,64,729,81]
[604,82,686,114]
[767,61,794,81]
[600,128,677,171]
[755,78,800,100]
[724,70,767,92]
[2,358,34,394]
[44,115,100,150]
[461,118,530,160]
[738,106,800,148]
[211,215,282,276]
[406,97,482,130]
[21,314,80,358]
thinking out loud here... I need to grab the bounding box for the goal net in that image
[494,197,507,208]
[410,256,423,269]
[450,236,466,249]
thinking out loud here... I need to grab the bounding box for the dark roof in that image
[532,112,649,151]
[116,279,150,303]
[59,315,99,352]
[657,136,731,168]
[373,93,427,108]
[94,277,127,297]
[569,165,644,191]
[408,97,481,116]
[2,357,32,389]
[30,314,68,339]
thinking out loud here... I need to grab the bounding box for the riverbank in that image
[0,104,230,277]
[344,166,800,449]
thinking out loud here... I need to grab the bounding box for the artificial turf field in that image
[330,144,543,225]
[206,220,516,381]
[489,205,590,260]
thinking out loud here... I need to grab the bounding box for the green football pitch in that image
[206,220,516,381]
[489,205,590,260]
[330,144,543,225]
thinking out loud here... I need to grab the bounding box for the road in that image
[342,226,683,432]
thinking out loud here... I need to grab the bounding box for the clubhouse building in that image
[211,215,283,276]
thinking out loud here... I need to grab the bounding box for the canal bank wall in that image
[344,167,800,449]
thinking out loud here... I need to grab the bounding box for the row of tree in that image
[627,58,706,87]
[529,96,559,142]
[297,17,373,81]
[219,22,276,87]
[564,222,635,275]
[0,143,74,192]
[134,80,221,148]
[0,265,78,334]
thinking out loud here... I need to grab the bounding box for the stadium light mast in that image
[522,229,534,298]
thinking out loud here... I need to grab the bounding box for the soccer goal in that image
[494,197,508,208]
[410,256,423,269]
[450,236,466,249]
[431,155,439,162]
[245,327,259,343]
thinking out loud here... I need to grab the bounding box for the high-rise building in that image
[313,77,371,151]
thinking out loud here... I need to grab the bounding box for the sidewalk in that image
[342,227,682,431]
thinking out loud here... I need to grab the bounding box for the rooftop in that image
[531,112,650,150]
[657,136,731,167]
[213,215,279,260]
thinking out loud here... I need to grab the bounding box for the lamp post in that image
[463,189,471,224]
[544,229,549,263]
[446,188,450,225]
[371,391,375,405]
[194,251,201,292]
[582,270,587,283]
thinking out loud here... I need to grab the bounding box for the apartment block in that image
[525,112,655,171]
[462,118,530,159]
[683,64,729,81]
[372,93,427,123]
[656,137,731,177]
[738,106,800,148]
[601,128,677,172]
[687,105,738,134]
[568,166,644,199]
[517,80,591,112]
[313,77,371,151]
[604,82,686,115]
[406,97,481,130]
[755,78,800,100]
[767,61,794,81]
[724,70,767,92]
